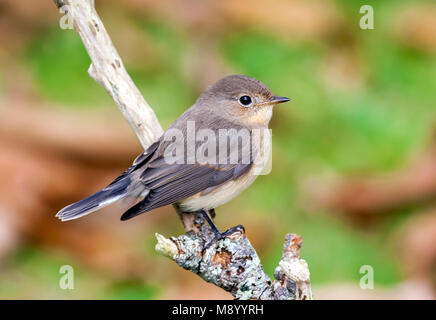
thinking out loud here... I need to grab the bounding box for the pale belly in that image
[178,167,259,211]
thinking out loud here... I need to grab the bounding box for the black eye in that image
[239,95,252,106]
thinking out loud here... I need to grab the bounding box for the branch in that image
[156,214,312,300]
[53,0,312,300]
[54,0,163,148]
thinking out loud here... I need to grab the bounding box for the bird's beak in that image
[270,96,291,104]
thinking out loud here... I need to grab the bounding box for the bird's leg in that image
[208,208,216,219]
[199,209,221,236]
[199,210,245,248]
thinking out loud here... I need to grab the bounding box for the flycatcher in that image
[57,75,290,243]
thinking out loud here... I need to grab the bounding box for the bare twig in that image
[54,0,163,148]
[53,0,312,299]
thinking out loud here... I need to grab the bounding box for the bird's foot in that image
[205,224,245,249]
[197,210,245,249]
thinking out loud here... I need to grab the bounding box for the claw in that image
[204,224,246,249]
[197,210,245,249]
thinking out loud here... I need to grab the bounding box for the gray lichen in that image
[155,212,312,300]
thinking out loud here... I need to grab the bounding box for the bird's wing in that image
[120,154,253,220]
[119,106,257,220]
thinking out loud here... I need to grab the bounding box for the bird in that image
[56,75,290,244]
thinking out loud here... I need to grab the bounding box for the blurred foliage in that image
[130,19,196,126]
[0,248,158,299]
[27,28,112,107]
[4,0,436,298]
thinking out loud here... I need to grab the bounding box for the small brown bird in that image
[57,75,289,243]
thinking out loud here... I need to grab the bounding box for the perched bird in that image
[57,75,289,243]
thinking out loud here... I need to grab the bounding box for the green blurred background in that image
[0,0,436,299]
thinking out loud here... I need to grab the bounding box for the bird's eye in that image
[238,95,252,106]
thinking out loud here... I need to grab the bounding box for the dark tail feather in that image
[57,141,161,222]
[56,177,130,221]
[120,199,149,221]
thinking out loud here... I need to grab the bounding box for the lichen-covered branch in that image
[275,234,312,300]
[156,212,312,300]
[53,0,312,300]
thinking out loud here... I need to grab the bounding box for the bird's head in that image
[197,74,290,127]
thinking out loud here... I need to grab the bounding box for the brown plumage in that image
[56,75,290,225]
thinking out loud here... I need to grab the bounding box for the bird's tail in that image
[56,174,132,222]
